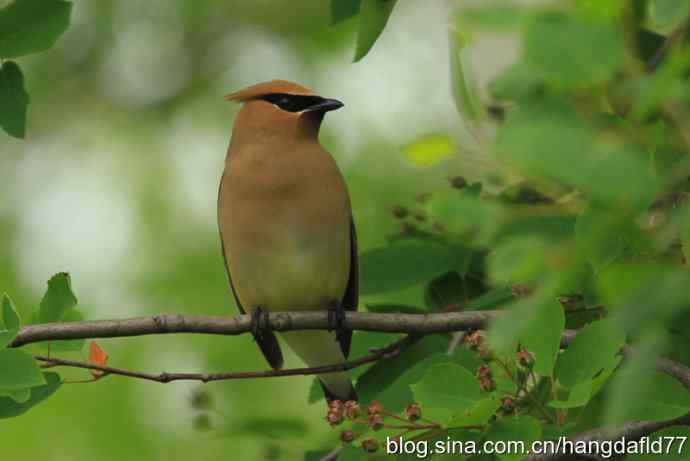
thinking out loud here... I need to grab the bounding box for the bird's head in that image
[225,80,343,143]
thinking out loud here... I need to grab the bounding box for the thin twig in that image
[35,335,420,384]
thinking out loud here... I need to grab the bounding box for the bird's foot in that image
[327,300,348,343]
[251,306,269,340]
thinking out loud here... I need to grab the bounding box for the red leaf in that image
[89,341,108,378]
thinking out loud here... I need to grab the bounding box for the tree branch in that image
[36,335,420,384]
[10,310,497,348]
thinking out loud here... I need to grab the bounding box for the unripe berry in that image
[405,403,422,421]
[327,409,344,426]
[501,395,516,412]
[329,399,344,411]
[344,400,360,419]
[362,437,379,453]
[367,400,384,416]
[369,413,384,431]
[340,430,356,443]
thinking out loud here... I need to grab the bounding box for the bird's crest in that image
[225,80,315,102]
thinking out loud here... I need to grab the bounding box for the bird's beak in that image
[303,98,344,113]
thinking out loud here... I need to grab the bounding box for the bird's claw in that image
[327,301,348,343]
[251,306,269,340]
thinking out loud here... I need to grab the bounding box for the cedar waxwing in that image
[218,80,358,402]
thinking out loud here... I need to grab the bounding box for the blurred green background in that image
[0,1,498,459]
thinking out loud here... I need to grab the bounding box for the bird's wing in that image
[218,173,284,370]
[338,217,359,359]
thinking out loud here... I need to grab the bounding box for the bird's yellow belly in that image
[228,226,350,312]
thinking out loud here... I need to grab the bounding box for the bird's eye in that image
[278,97,295,110]
[262,93,297,111]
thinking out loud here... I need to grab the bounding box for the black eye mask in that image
[261,93,332,113]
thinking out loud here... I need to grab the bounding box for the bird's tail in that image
[320,379,358,403]
[280,330,357,402]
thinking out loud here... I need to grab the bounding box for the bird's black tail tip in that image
[321,381,358,403]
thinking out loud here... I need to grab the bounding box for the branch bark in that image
[10,310,497,348]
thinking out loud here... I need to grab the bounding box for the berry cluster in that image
[326,399,434,454]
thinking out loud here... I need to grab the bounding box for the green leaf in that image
[355,336,447,411]
[359,240,454,295]
[467,286,514,310]
[489,61,544,101]
[0,0,72,58]
[411,363,481,412]
[1,293,20,331]
[307,377,322,404]
[488,235,551,284]
[353,0,397,62]
[549,380,592,409]
[607,329,690,424]
[555,319,625,388]
[38,272,78,324]
[0,293,20,348]
[304,451,335,461]
[349,330,400,380]
[330,0,361,25]
[459,4,529,30]
[521,300,564,377]
[426,191,502,244]
[488,289,563,371]
[489,295,542,357]
[610,369,690,423]
[448,21,483,123]
[523,12,624,89]
[0,60,29,138]
[0,349,45,390]
[575,0,626,20]
[549,355,621,408]
[449,396,501,427]
[495,101,659,209]
[575,205,627,273]
[650,0,690,31]
[596,263,690,332]
[0,388,31,403]
[485,415,542,461]
[0,372,62,419]
[424,268,487,311]
[402,134,454,168]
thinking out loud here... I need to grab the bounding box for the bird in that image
[217,80,358,402]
